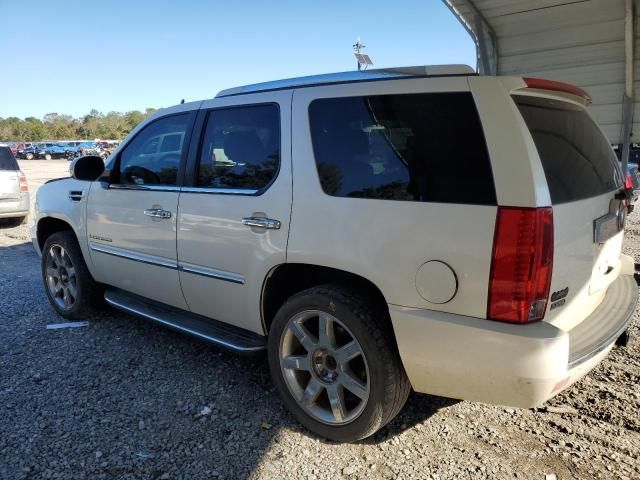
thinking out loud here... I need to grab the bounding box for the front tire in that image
[44,154,52,160]
[41,231,103,319]
[25,153,33,160]
[268,285,410,442]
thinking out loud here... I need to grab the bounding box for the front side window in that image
[197,104,280,191]
[309,93,496,205]
[117,113,190,186]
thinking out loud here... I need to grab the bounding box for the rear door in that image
[0,147,20,200]
[177,91,292,334]
[513,95,626,329]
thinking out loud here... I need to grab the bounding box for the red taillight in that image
[488,207,554,324]
[18,173,28,192]
[625,173,633,190]
[523,77,592,105]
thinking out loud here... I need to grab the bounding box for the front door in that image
[87,111,195,309]
[177,92,293,334]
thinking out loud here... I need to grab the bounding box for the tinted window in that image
[118,114,190,186]
[197,104,280,191]
[309,93,495,204]
[0,147,19,170]
[514,95,623,203]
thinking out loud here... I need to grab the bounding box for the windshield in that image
[514,95,623,203]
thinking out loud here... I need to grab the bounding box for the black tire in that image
[268,284,411,442]
[41,231,104,319]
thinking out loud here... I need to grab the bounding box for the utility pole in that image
[353,37,373,71]
[353,37,365,71]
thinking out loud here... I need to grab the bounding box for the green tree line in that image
[0,108,158,142]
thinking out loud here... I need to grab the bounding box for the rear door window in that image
[196,104,280,191]
[308,92,496,205]
[0,147,19,170]
[514,95,623,203]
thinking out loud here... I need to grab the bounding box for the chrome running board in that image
[104,289,266,353]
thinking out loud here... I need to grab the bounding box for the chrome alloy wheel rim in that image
[45,244,77,310]
[279,310,370,425]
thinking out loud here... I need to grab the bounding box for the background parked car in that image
[626,163,640,204]
[36,144,70,160]
[0,146,29,224]
[16,144,38,160]
[7,143,18,155]
[71,141,112,160]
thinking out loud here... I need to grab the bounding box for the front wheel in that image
[41,231,103,319]
[25,153,33,160]
[268,285,410,442]
[44,153,52,160]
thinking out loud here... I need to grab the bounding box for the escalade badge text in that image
[89,234,112,243]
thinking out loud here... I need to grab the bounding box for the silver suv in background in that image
[0,146,29,224]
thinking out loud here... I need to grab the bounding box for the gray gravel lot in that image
[0,160,639,479]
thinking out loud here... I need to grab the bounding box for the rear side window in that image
[197,104,280,191]
[308,92,496,204]
[0,147,19,170]
[514,95,623,203]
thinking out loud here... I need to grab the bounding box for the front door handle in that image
[144,208,172,219]
[242,216,281,230]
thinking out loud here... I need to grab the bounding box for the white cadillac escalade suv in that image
[32,65,638,441]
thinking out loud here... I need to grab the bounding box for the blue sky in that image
[0,0,475,119]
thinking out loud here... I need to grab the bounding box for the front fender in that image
[33,178,96,276]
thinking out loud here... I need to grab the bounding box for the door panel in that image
[87,188,186,309]
[177,91,293,334]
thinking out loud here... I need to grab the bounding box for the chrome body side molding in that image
[178,262,245,285]
[89,242,245,285]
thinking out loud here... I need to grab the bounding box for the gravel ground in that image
[0,160,639,479]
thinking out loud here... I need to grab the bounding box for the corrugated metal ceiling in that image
[445,0,635,144]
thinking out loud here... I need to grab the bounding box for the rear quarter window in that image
[0,147,19,170]
[514,95,623,203]
[308,92,496,205]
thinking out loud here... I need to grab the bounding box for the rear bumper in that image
[0,194,29,218]
[389,274,638,408]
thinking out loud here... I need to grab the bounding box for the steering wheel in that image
[123,166,161,185]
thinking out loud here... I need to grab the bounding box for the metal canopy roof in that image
[444,0,638,148]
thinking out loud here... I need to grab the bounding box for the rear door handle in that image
[242,217,281,230]
[144,208,172,219]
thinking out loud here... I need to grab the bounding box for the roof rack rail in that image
[216,64,476,98]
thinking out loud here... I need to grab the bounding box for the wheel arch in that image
[261,263,390,336]
[37,216,76,251]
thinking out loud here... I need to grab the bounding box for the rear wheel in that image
[268,285,410,442]
[41,231,103,319]
[25,153,33,160]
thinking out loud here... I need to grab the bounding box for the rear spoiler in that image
[513,77,592,107]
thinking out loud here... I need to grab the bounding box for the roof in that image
[444,0,637,145]
[215,65,475,97]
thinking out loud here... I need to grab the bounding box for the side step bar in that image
[104,289,266,353]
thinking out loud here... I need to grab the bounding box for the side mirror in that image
[72,155,105,181]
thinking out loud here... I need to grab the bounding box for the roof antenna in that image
[180,99,185,104]
[353,37,373,71]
